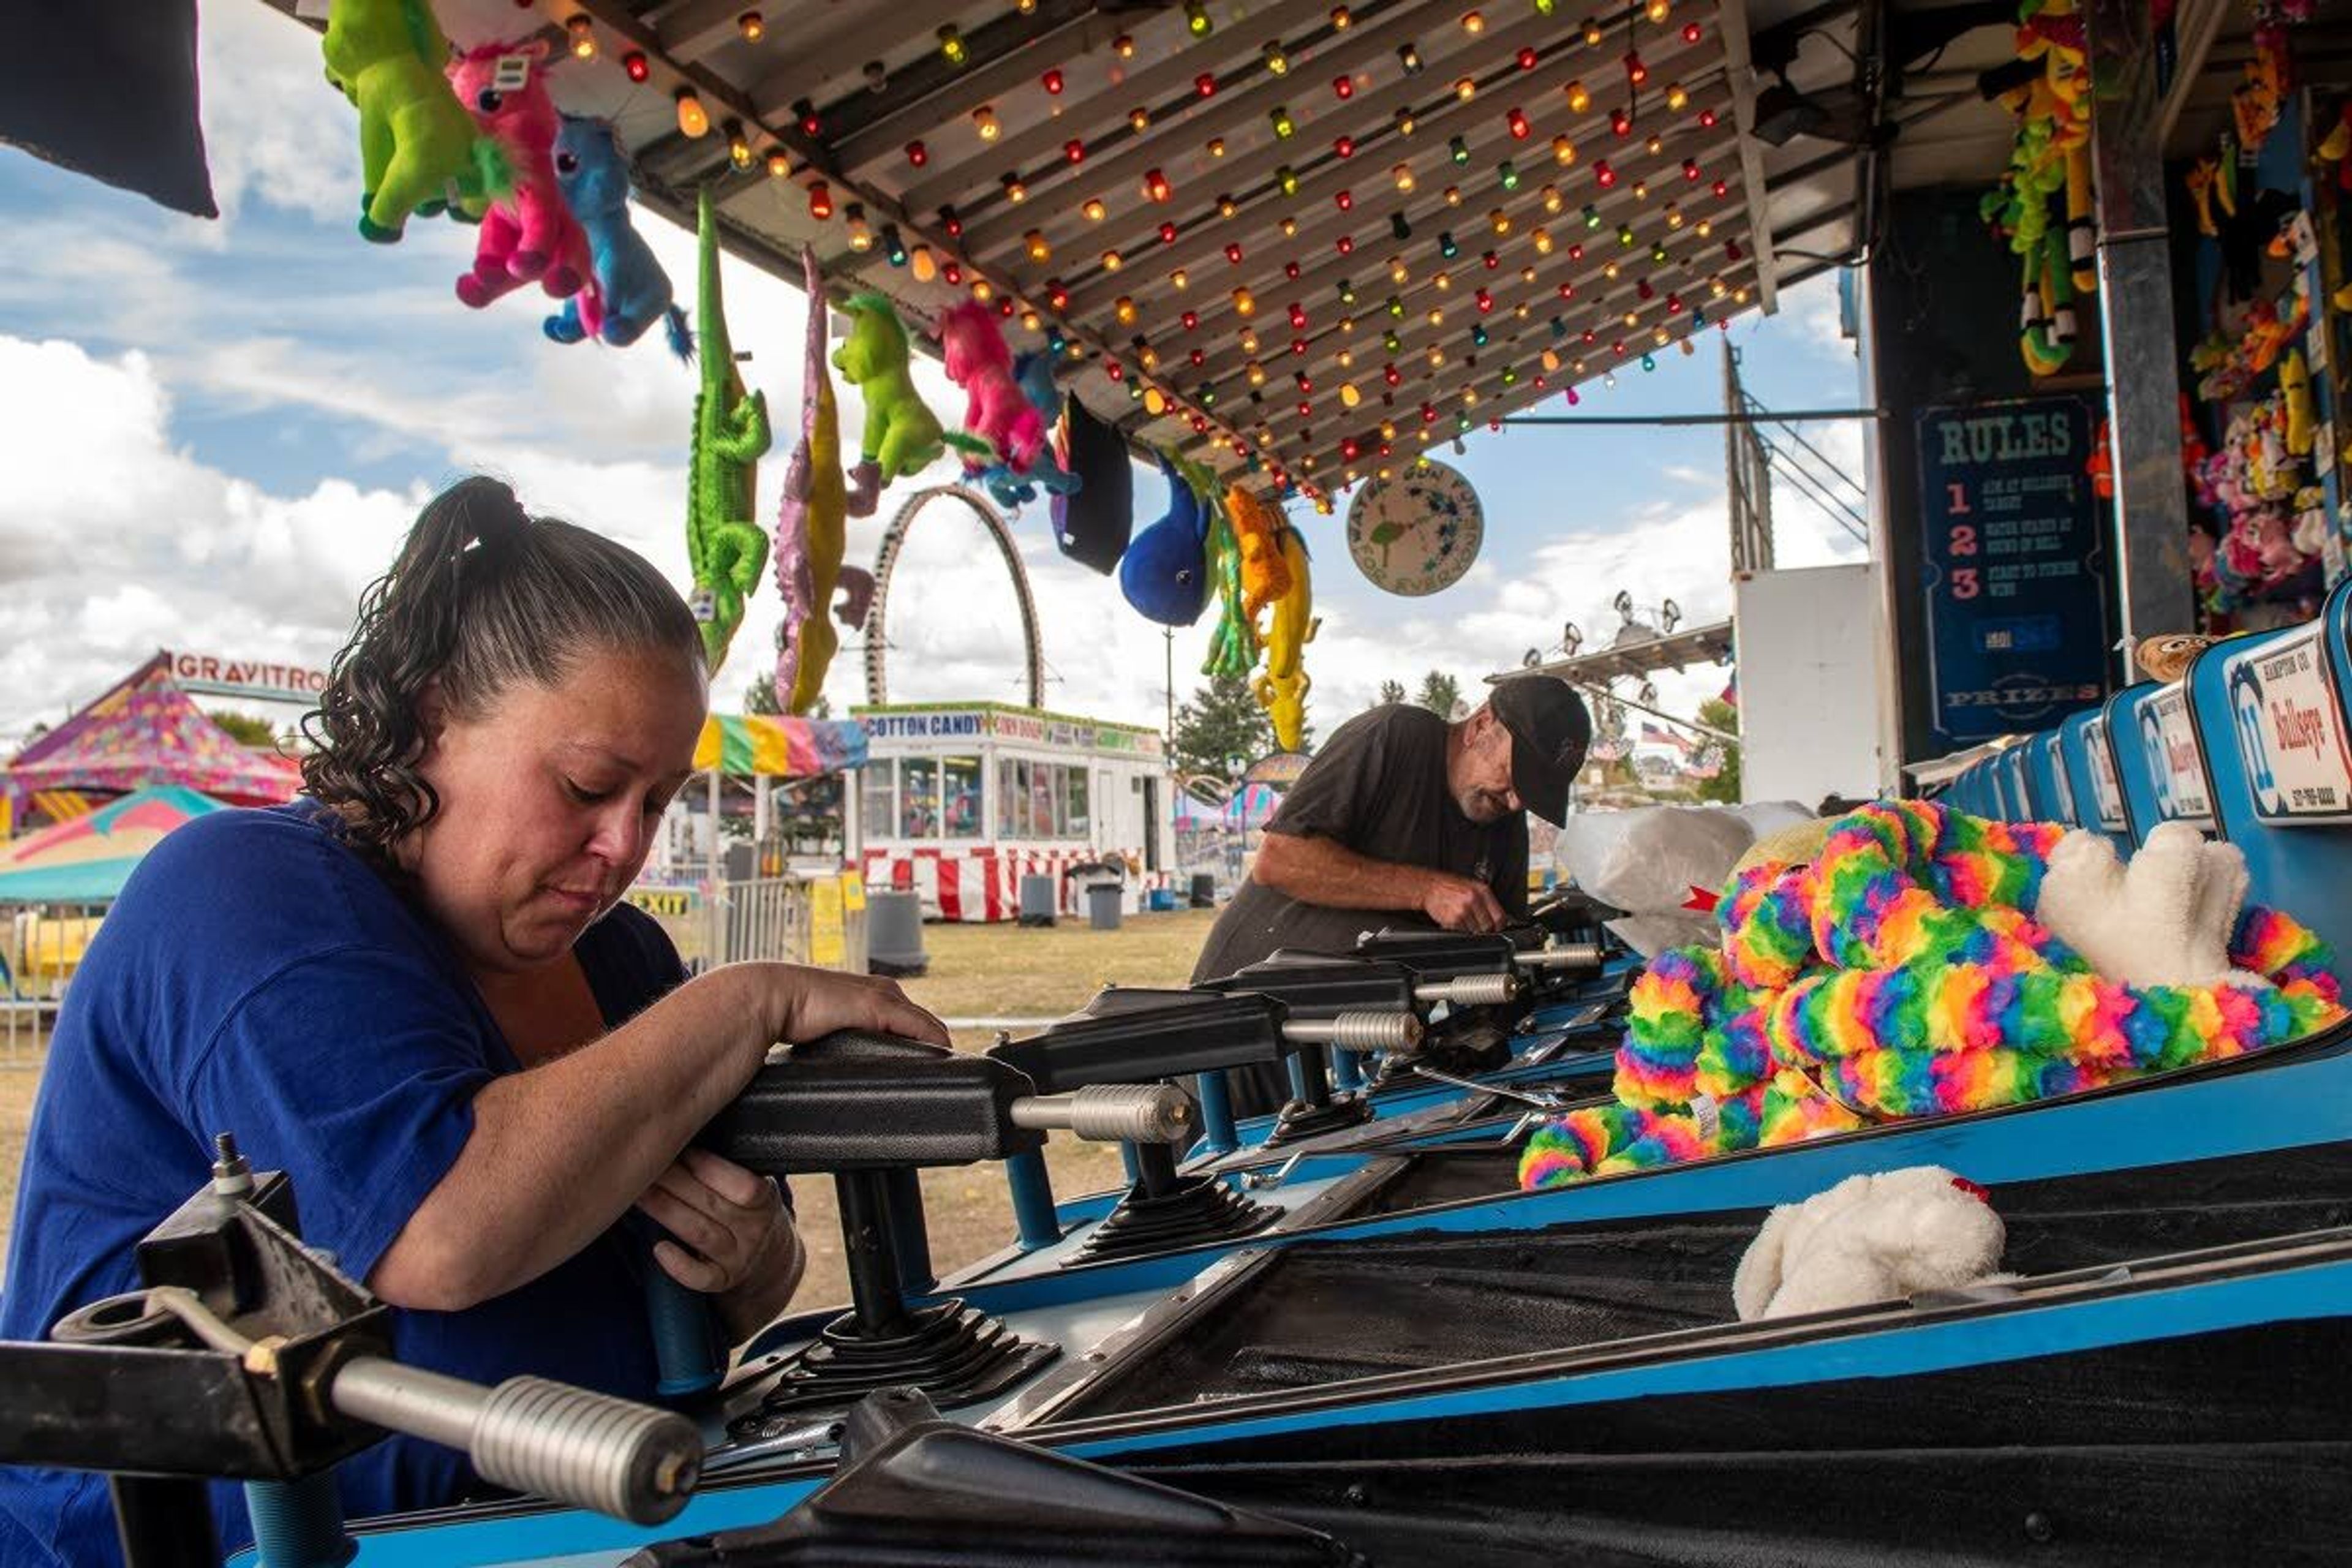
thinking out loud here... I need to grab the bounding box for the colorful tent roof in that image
[694,714,869,778]
[0,785,227,903]
[7,655,301,807]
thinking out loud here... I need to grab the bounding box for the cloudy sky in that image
[0,2,1868,748]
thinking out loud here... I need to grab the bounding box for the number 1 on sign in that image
[1947,482,1971,514]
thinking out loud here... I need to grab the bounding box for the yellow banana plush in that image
[1253,524,1319,752]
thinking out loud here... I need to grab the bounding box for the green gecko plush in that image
[685,187,771,673]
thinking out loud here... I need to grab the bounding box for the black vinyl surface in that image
[1123,1319,2352,1565]
[1066,1140,2352,1417]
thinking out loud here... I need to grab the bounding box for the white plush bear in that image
[2036,821,2269,989]
[1732,1166,2007,1322]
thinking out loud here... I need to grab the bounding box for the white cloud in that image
[197,1,364,229]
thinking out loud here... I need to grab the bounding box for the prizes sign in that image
[1917,398,2110,747]
[2220,628,2352,824]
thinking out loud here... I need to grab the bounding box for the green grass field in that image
[0,910,1219,1312]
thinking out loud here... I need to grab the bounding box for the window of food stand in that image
[996,758,1091,840]
[941,755,983,840]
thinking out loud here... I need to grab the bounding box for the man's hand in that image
[638,1148,807,1341]
[1421,871,1507,933]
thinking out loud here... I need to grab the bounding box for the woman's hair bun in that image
[451,475,530,553]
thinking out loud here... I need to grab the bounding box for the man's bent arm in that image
[1252,831,1434,911]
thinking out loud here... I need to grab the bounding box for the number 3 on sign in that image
[1947,482,1972,514]
[1948,524,1977,556]
[1951,567,1981,600]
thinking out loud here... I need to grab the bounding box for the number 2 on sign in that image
[1948,524,1978,556]
[1946,482,1972,514]
[1951,567,1981,600]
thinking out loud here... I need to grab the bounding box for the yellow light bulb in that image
[674,91,710,138]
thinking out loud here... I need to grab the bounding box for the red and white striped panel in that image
[861,845,1095,922]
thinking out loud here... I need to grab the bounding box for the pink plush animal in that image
[447,40,589,308]
[937,301,1045,473]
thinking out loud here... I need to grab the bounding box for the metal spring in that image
[1424,971,1519,1006]
[470,1377,702,1526]
[1519,940,1604,969]
[1307,1010,1425,1052]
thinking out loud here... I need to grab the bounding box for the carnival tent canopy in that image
[694,714,870,778]
[6,655,301,808]
[0,785,228,905]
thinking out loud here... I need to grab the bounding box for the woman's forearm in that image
[370,964,782,1311]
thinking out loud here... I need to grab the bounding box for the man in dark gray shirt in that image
[1191,673,1591,998]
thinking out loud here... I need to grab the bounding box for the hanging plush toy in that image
[1224,484,1292,620]
[1253,524,1318,752]
[323,0,502,242]
[774,247,848,714]
[938,301,1047,477]
[544,116,689,355]
[447,40,590,307]
[832,294,948,517]
[1120,457,1212,626]
[1518,802,2343,1192]
[684,187,771,673]
[969,355,1080,510]
[1200,494,1256,684]
[1051,393,1133,574]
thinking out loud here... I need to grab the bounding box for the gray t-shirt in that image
[1191,704,1530,986]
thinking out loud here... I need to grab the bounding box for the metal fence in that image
[0,903,105,1069]
[626,872,869,976]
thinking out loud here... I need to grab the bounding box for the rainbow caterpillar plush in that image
[1521,801,2343,1189]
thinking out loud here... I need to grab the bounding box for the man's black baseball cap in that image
[1490,676,1591,827]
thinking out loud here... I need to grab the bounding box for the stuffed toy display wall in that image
[446,40,589,308]
[543,116,688,355]
[1521,801,2343,1191]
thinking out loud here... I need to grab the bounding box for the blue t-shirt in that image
[0,802,686,1565]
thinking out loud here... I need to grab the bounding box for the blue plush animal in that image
[970,352,1082,508]
[543,116,690,356]
[1119,457,1210,625]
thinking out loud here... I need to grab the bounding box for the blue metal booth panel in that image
[2059,708,2132,851]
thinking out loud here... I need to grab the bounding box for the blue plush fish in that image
[1119,458,1210,625]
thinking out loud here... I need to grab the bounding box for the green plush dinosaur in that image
[832,294,951,516]
[685,187,771,673]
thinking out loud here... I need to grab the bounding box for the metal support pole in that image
[834,1170,908,1337]
[883,1167,935,1295]
[1194,1069,1239,1155]
[1003,1149,1061,1250]
[2088,0,2195,645]
[1331,1050,1365,1093]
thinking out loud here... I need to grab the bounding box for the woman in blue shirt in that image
[0,477,945,1565]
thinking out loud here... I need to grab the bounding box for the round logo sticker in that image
[1345,460,1483,596]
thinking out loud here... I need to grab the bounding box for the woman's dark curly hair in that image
[301,476,706,861]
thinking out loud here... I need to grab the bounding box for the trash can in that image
[1147,888,1177,913]
[1188,872,1218,909]
[865,889,928,978]
[1017,873,1058,927]
[1070,860,1125,931]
